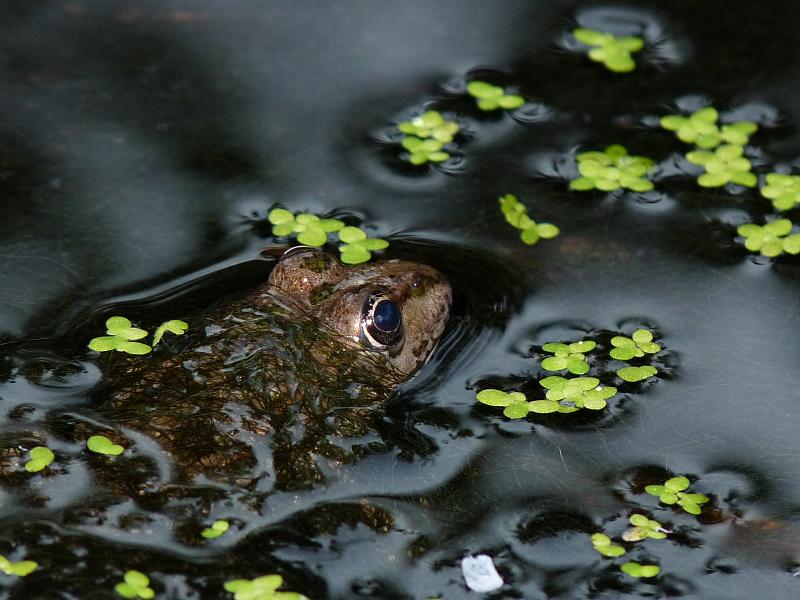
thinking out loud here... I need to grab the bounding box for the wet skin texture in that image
[90,249,452,490]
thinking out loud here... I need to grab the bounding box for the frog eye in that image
[361,294,404,350]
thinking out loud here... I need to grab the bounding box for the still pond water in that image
[2,1,800,598]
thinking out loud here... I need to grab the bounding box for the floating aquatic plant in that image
[591,533,626,558]
[737,219,800,257]
[152,319,188,347]
[540,340,595,374]
[87,435,124,456]
[572,28,644,73]
[115,570,154,599]
[224,574,308,600]
[401,136,450,164]
[539,376,617,411]
[398,110,459,143]
[201,520,230,539]
[760,173,800,211]
[267,209,386,264]
[338,226,389,265]
[570,145,655,192]
[268,209,345,247]
[88,316,152,355]
[0,555,37,577]
[645,476,709,515]
[24,446,55,473]
[467,81,525,111]
[609,329,660,360]
[622,514,668,542]
[660,107,757,149]
[621,561,661,578]
[686,144,756,188]
[499,194,560,245]
[475,389,532,419]
[616,365,658,383]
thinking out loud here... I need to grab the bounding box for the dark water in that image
[2,1,800,598]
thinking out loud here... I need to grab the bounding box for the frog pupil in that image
[373,299,401,332]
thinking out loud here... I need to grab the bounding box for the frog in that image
[88,247,452,491]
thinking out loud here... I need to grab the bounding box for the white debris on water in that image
[461,554,503,593]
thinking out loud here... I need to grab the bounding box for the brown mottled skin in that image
[92,248,452,490]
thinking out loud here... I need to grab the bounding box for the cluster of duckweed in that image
[572,28,644,73]
[224,574,308,600]
[466,81,525,111]
[115,571,155,599]
[268,208,388,264]
[540,340,594,374]
[736,219,800,258]
[570,145,655,192]
[685,145,756,188]
[645,476,709,515]
[586,471,713,580]
[397,110,459,164]
[588,514,668,579]
[88,316,187,356]
[660,107,757,149]
[476,328,665,419]
[499,194,560,246]
[761,173,800,211]
[201,520,230,540]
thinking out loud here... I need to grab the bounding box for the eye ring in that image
[361,293,404,350]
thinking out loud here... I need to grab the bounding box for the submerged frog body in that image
[94,248,452,490]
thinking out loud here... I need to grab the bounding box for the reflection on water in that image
[2,0,800,598]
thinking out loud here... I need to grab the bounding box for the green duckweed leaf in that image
[541,356,568,371]
[115,341,152,355]
[268,208,294,225]
[591,533,626,557]
[87,435,124,456]
[497,95,524,110]
[503,400,531,419]
[202,519,230,539]
[617,365,658,382]
[665,476,690,492]
[25,446,55,472]
[88,336,122,352]
[272,222,295,237]
[339,245,372,265]
[621,562,660,578]
[528,399,561,413]
[466,81,500,98]
[296,227,328,247]
[152,319,188,347]
[339,226,367,244]
[476,389,510,406]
